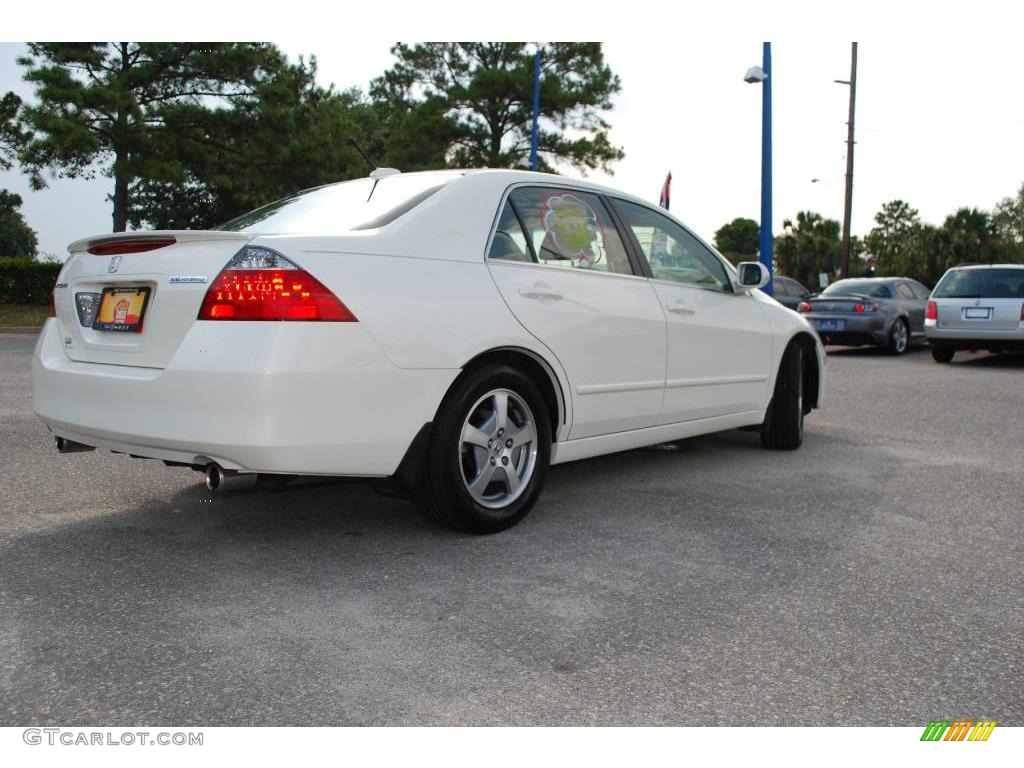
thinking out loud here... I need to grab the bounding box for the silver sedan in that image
[925,264,1024,363]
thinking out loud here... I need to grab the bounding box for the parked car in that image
[771,275,812,311]
[925,264,1024,363]
[798,276,930,354]
[33,169,826,533]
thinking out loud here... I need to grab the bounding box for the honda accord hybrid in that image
[34,169,826,533]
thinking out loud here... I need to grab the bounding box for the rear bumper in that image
[32,319,457,476]
[925,321,1024,349]
[806,313,887,347]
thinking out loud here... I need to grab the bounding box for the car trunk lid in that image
[55,230,251,368]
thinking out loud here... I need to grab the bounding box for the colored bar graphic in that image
[921,721,949,741]
[944,721,972,741]
[968,721,997,741]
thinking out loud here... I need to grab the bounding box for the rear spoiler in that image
[68,230,251,255]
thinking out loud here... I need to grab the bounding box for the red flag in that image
[659,172,672,210]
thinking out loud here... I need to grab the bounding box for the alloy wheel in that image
[459,388,538,509]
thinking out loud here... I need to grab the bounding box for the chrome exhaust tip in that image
[204,464,257,493]
[55,436,95,454]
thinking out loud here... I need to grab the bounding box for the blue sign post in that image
[759,42,774,296]
[530,50,541,171]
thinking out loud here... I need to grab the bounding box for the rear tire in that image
[414,364,551,534]
[886,318,909,355]
[761,343,804,451]
[930,346,955,363]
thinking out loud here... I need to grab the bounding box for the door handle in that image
[519,283,563,302]
[667,300,696,316]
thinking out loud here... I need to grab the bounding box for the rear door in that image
[54,231,250,368]
[609,198,773,424]
[486,186,667,440]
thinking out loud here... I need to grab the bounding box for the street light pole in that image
[838,42,858,278]
[744,44,774,296]
[759,42,773,296]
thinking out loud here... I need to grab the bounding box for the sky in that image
[2,38,1023,259]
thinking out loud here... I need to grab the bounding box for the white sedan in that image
[33,169,826,533]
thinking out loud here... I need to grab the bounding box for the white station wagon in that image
[34,169,826,533]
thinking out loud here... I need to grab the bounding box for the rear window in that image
[822,279,892,298]
[933,268,1024,299]
[217,173,463,234]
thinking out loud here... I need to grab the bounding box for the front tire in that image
[886,318,910,355]
[930,345,955,363]
[414,365,551,534]
[761,343,804,450]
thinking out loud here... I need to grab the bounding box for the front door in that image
[610,199,774,424]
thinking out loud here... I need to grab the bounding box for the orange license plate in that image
[93,286,151,332]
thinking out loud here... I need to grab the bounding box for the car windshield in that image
[217,172,463,234]
[933,268,1024,299]
[821,279,891,298]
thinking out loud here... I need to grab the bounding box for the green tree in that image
[14,43,282,232]
[0,190,39,257]
[372,42,624,173]
[774,211,842,289]
[992,182,1024,259]
[713,217,759,264]
[941,207,1010,267]
[128,58,373,230]
[865,199,922,277]
[0,92,24,171]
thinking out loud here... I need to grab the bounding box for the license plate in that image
[964,307,991,319]
[93,286,151,332]
[814,319,844,332]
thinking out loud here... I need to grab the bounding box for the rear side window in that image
[933,268,1024,298]
[896,283,916,299]
[488,187,634,276]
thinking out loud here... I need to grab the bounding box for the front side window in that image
[489,187,633,276]
[612,199,731,292]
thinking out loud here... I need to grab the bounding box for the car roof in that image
[947,263,1024,271]
[355,167,664,209]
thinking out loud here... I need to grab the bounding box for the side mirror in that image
[735,262,771,291]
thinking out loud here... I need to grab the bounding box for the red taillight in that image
[853,303,866,313]
[926,300,937,320]
[797,301,811,313]
[87,238,176,255]
[197,247,356,322]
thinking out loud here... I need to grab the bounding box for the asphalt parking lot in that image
[0,333,1021,726]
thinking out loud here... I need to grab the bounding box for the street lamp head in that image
[744,66,767,84]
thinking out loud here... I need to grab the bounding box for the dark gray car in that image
[772,275,812,310]
[798,277,931,354]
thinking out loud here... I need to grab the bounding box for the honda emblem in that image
[108,256,122,273]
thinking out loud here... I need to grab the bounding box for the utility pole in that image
[530,50,541,171]
[838,42,858,278]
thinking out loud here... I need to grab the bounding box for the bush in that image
[0,257,63,305]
